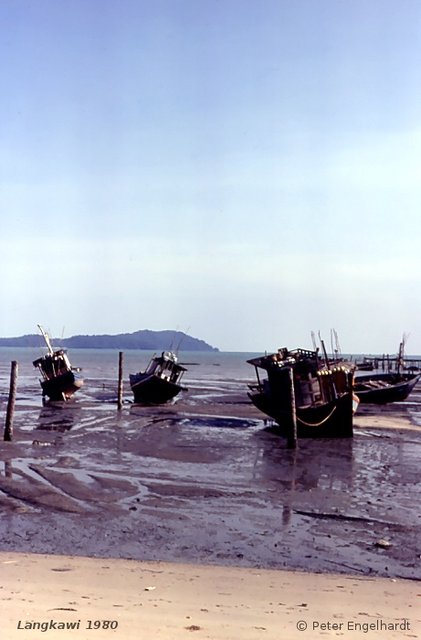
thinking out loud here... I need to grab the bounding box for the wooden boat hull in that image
[40,370,84,402]
[248,389,355,438]
[129,372,186,404]
[354,373,420,404]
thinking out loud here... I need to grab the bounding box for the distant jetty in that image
[0,330,219,352]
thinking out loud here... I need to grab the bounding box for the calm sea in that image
[1,346,421,400]
[0,347,260,402]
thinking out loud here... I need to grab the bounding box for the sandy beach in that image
[0,351,420,638]
[2,552,420,639]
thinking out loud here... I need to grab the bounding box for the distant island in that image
[0,330,219,352]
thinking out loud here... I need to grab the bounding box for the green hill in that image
[0,330,218,352]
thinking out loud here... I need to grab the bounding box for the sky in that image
[1,0,421,353]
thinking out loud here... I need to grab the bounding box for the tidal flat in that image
[0,350,420,581]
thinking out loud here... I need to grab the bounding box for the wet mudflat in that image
[0,364,420,581]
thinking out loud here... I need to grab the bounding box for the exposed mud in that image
[0,369,420,580]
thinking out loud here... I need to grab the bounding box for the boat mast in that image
[311,331,317,351]
[318,332,330,368]
[397,334,407,375]
[37,324,54,356]
[174,326,190,355]
[318,333,338,400]
[331,328,341,362]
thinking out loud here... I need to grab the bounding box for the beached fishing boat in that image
[354,372,420,404]
[354,335,420,403]
[129,351,187,404]
[33,325,84,402]
[247,347,358,438]
[355,357,376,371]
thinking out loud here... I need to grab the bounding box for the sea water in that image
[0,346,257,381]
[0,347,261,408]
[1,346,421,411]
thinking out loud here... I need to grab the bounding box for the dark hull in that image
[40,371,84,401]
[129,372,186,404]
[354,373,420,404]
[248,390,354,438]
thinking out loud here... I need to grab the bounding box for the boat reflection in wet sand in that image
[247,347,358,438]
[32,325,84,402]
[129,351,188,404]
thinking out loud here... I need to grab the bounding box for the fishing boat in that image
[354,372,420,404]
[129,351,187,404]
[247,347,358,438]
[354,335,420,403]
[355,357,376,371]
[33,325,84,402]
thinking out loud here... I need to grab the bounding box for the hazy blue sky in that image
[1,0,421,353]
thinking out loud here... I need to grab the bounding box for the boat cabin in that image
[33,349,72,381]
[145,351,187,383]
[248,347,354,409]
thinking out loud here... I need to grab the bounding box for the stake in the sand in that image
[117,351,124,410]
[286,366,297,449]
[4,360,18,442]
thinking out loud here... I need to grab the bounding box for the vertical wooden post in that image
[117,351,123,410]
[286,366,297,449]
[4,361,18,441]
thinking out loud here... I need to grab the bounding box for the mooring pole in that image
[117,351,124,410]
[4,361,18,441]
[286,366,297,449]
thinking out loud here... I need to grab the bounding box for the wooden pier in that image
[354,355,421,373]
